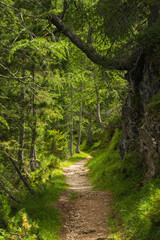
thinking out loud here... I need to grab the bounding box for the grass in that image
[20,169,66,239]
[60,151,91,168]
[17,151,90,240]
[87,129,160,240]
[69,192,78,202]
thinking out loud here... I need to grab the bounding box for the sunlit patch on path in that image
[56,158,112,240]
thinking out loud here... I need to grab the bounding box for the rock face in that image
[120,54,160,179]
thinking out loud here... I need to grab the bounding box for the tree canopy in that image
[0,0,160,239]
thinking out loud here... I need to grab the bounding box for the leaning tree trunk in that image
[76,83,83,153]
[30,71,37,171]
[0,179,20,203]
[18,85,25,169]
[6,152,34,195]
[70,84,74,156]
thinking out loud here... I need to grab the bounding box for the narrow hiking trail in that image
[56,158,112,240]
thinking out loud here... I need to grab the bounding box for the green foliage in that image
[148,90,160,116]
[69,192,78,202]
[0,153,89,240]
[60,152,91,168]
[0,116,9,130]
[0,154,74,240]
[21,167,67,240]
[1,0,159,240]
[44,129,68,158]
[21,152,90,240]
[0,195,11,221]
[117,181,160,240]
[9,38,66,65]
[138,20,160,48]
[29,154,60,187]
[87,129,122,190]
[96,0,142,40]
[0,195,41,239]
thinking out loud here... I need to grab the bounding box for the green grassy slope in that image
[86,129,160,240]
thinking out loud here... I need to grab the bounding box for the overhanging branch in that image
[51,14,129,70]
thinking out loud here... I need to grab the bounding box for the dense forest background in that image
[0,0,160,239]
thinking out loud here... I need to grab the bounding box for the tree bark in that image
[6,152,34,195]
[18,85,25,169]
[51,14,128,70]
[76,83,83,153]
[30,70,37,171]
[70,84,74,156]
[93,70,103,126]
[0,179,20,203]
[93,69,107,129]
[88,113,93,144]
[51,4,160,70]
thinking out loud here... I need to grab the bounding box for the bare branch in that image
[5,151,35,195]
[0,179,20,203]
[0,1,18,11]
[9,232,22,240]
[0,63,33,80]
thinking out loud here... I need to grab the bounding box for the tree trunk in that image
[94,69,107,129]
[51,14,128,70]
[0,179,20,203]
[88,113,93,144]
[6,152,34,195]
[70,84,74,156]
[120,4,160,179]
[93,69,103,126]
[18,85,25,169]
[30,71,37,171]
[76,83,83,153]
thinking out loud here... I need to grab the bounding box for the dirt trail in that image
[56,158,112,240]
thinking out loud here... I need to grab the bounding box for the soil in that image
[56,158,112,240]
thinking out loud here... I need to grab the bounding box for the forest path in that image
[56,158,112,240]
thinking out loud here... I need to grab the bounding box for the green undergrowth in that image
[60,151,91,168]
[19,169,66,240]
[27,152,90,238]
[0,152,89,240]
[87,129,160,240]
[69,192,78,202]
[0,168,66,240]
[21,152,90,239]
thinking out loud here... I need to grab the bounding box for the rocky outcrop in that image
[120,54,160,179]
[139,113,160,179]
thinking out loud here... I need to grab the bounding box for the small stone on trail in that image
[81,229,96,234]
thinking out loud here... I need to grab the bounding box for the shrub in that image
[0,195,41,239]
